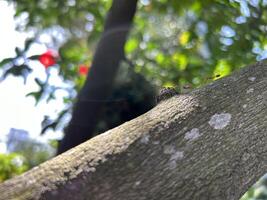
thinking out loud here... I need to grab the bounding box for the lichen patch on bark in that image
[248,77,256,82]
[184,128,201,141]
[208,113,232,130]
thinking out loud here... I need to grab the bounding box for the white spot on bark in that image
[170,151,184,161]
[123,136,130,144]
[153,140,160,145]
[246,88,254,94]
[26,179,36,186]
[184,128,201,141]
[135,181,141,186]
[183,127,188,131]
[163,145,184,169]
[84,166,96,173]
[209,113,232,129]
[169,160,177,169]
[242,104,247,109]
[248,77,256,82]
[90,167,96,172]
[140,135,150,144]
[163,145,175,154]
[168,151,184,169]
[164,123,170,128]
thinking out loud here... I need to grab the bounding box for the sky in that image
[0,1,66,152]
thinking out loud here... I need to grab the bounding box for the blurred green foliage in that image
[0,0,267,196]
[241,175,267,200]
[2,0,266,91]
[1,0,266,133]
[0,137,55,183]
[1,0,266,107]
[0,153,28,182]
[7,138,55,168]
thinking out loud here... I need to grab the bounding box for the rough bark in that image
[58,0,138,154]
[0,60,266,200]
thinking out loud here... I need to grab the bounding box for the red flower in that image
[78,64,89,76]
[38,50,58,68]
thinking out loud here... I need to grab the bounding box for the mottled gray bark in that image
[0,60,266,200]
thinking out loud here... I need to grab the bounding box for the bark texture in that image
[0,60,266,200]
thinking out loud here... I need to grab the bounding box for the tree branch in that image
[0,60,266,200]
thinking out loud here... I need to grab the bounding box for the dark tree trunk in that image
[58,0,138,154]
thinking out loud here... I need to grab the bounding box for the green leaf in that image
[26,90,43,104]
[24,39,34,51]
[28,55,40,60]
[3,64,32,79]
[34,78,44,87]
[15,47,22,56]
[172,53,188,71]
[0,58,13,68]
[155,53,165,65]
[213,60,232,78]
[125,38,138,54]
